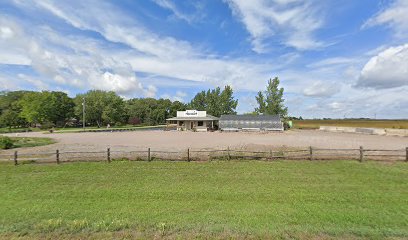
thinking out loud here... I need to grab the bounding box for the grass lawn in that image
[6,137,56,149]
[0,128,38,134]
[53,125,166,133]
[0,161,407,239]
[293,119,408,129]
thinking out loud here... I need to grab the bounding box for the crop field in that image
[293,119,408,129]
[1,160,407,239]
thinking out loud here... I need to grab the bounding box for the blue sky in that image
[0,0,407,118]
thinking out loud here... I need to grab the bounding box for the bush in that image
[39,122,55,130]
[0,136,14,149]
[128,117,141,126]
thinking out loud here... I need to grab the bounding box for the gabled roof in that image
[220,114,281,121]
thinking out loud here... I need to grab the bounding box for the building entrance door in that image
[191,122,194,129]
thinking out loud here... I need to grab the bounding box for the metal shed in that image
[219,114,284,131]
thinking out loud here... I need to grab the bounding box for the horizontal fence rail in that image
[0,146,407,165]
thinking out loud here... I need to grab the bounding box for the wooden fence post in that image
[359,146,364,162]
[227,147,231,160]
[269,150,273,160]
[14,151,18,166]
[56,149,60,164]
[406,147,408,162]
[309,146,313,161]
[148,148,151,162]
[107,148,111,163]
[187,148,190,162]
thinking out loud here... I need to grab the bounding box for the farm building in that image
[166,110,219,132]
[219,114,284,131]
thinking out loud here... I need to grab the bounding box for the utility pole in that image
[82,97,86,132]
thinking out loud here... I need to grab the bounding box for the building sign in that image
[185,110,198,116]
[177,110,206,118]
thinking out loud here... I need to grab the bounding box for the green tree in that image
[255,77,288,117]
[0,91,28,128]
[126,98,187,125]
[19,91,74,126]
[188,86,238,117]
[0,110,20,129]
[188,91,207,111]
[219,85,238,115]
[169,101,187,117]
[19,92,45,125]
[74,90,126,127]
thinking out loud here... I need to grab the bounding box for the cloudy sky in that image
[0,0,407,118]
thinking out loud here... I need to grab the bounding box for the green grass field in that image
[52,125,166,133]
[293,119,408,129]
[1,161,407,239]
[8,137,56,149]
[0,128,38,134]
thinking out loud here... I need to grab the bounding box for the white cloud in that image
[144,85,157,98]
[303,81,339,97]
[0,74,19,91]
[3,0,408,118]
[363,0,408,37]
[160,90,187,102]
[0,26,14,39]
[357,44,408,89]
[0,15,151,96]
[152,0,195,23]
[17,74,50,90]
[225,0,324,52]
[7,0,288,93]
[307,57,355,68]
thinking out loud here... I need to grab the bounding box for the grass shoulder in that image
[0,136,56,149]
[52,125,166,133]
[0,160,407,239]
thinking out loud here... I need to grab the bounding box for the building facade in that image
[166,110,219,132]
[219,114,284,131]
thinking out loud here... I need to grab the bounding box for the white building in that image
[166,110,219,132]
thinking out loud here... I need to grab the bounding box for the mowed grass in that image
[53,125,165,133]
[0,161,407,239]
[8,137,56,149]
[293,119,408,129]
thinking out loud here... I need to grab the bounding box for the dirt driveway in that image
[2,130,407,156]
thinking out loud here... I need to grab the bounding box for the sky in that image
[0,0,407,119]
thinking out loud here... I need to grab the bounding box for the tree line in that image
[0,77,287,129]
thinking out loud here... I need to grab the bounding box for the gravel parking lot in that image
[2,129,407,156]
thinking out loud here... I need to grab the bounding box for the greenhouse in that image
[219,114,284,131]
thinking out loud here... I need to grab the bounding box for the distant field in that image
[293,119,408,129]
[1,161,407,239]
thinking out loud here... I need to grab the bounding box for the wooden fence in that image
[0,146,407,165]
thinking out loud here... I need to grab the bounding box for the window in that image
[198,121,204,126]
[179,121,184,126]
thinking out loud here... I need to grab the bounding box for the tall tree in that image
[188,86,238,117]
[169,101,187,117]
[0,91,28,128]
[255,77,288,117]
[188,91,206,111]
[126,98,186,125]
[219,85,238,115]
[19,91,74,126]
[74,90,126,127]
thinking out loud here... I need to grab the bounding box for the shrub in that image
[0,136,14,149]
[128,117,141,126]
[40,122,55,130]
